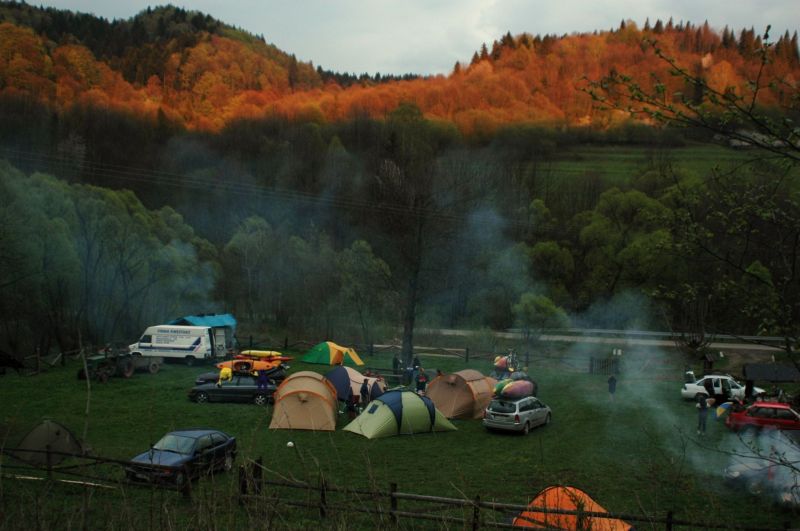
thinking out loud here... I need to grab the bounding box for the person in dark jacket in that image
[360,378,370,405]
[415,368,428,395]
[607,374,617,400]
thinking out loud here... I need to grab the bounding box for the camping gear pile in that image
[217,350,292,381]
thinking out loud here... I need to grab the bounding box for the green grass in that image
[0,349,797,529]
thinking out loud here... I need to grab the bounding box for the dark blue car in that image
[125,429,236,487]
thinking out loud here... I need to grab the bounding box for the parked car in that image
[483,396,551,435]
[681,374,764,401]
[125,429,236,487]
[189,375,276,405]
[725,401,800,432]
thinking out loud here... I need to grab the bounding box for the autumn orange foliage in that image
[1,20,798,134]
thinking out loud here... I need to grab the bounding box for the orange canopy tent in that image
[512,486,632,530]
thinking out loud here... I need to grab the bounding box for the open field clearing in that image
[0,347,796,529]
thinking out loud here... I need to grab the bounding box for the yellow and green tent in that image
[302,341,364,366]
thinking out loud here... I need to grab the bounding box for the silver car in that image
[483,396,551,435]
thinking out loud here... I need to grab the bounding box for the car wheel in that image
[254,394,268,406]
[185,356,196,367]
[195,392,209,403]
[223,451,234,472]
[148,362,159,374]
[522,422,530,435]
[544,413,551,426]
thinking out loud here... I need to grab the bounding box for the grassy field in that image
[0,347,796,530]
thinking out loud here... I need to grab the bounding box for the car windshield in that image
[489,400,517,413]
[153,434,196,455]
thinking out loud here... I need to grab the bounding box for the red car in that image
[725,401,800,431]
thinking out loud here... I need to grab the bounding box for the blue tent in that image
[324,366,385,402]
[343,390,456,439]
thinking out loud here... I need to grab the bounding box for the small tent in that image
[12,420,87,466]
[426,369,497,419]
[343,390,456,439]
[324,366,385,402]
[269,371,338,431]
[512,486,633,530]
[302,341,364,366]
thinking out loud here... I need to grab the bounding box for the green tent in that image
[343,390,456,439]
[302,341,364,366]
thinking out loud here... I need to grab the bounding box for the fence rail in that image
[235,459,792,531]
[1,448,793,530]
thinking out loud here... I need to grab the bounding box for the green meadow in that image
[0,346,795,529]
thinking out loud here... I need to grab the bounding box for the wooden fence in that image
[1,448,793,530]
[235,459,792,531]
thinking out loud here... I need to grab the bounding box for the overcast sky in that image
[33,0,800,75]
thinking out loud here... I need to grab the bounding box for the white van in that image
[129,325,222,365]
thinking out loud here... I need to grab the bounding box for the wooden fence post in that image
[284,336,289,349]
[472,494,481,530]
[665,510,673,530]
[525,351,529,367]
[46,444,52,481]
[238,464,247,504]
[390,482,398,525]
[465,347,470,363]
[319,477,327,519]
[181,465,192,499]
[254,458,263,495]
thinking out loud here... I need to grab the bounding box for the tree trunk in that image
[401,274,418,366]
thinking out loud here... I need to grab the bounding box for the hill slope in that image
[1,4,798,132]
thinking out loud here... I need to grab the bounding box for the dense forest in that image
[0,2,798,363]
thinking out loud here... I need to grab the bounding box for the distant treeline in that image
[2,93,797,360]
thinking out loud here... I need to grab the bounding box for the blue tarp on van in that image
[168,313,237,329]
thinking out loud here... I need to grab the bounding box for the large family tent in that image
[302,341,364,366]
[343,390,456,439]
[426,369,497,419]
[324,366,386,402]
[512,486,633,530]
[269,372,338,431]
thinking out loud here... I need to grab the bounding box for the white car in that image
[681,374,764,401]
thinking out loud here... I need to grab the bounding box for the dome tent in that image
[269,371,338,431]
[12,420,88,466]
[343,390,456,439]
[302,341,364,366]
[324,365,385,402]
[512,486,633,529]
[426,369,497,419]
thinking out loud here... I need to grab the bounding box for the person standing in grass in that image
[607,374,617,400]
[697,395,714,435]
[360,378,370,406]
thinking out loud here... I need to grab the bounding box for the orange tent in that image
[425,369,496,419]
[513,486,632,530]
[269,371,338,431]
